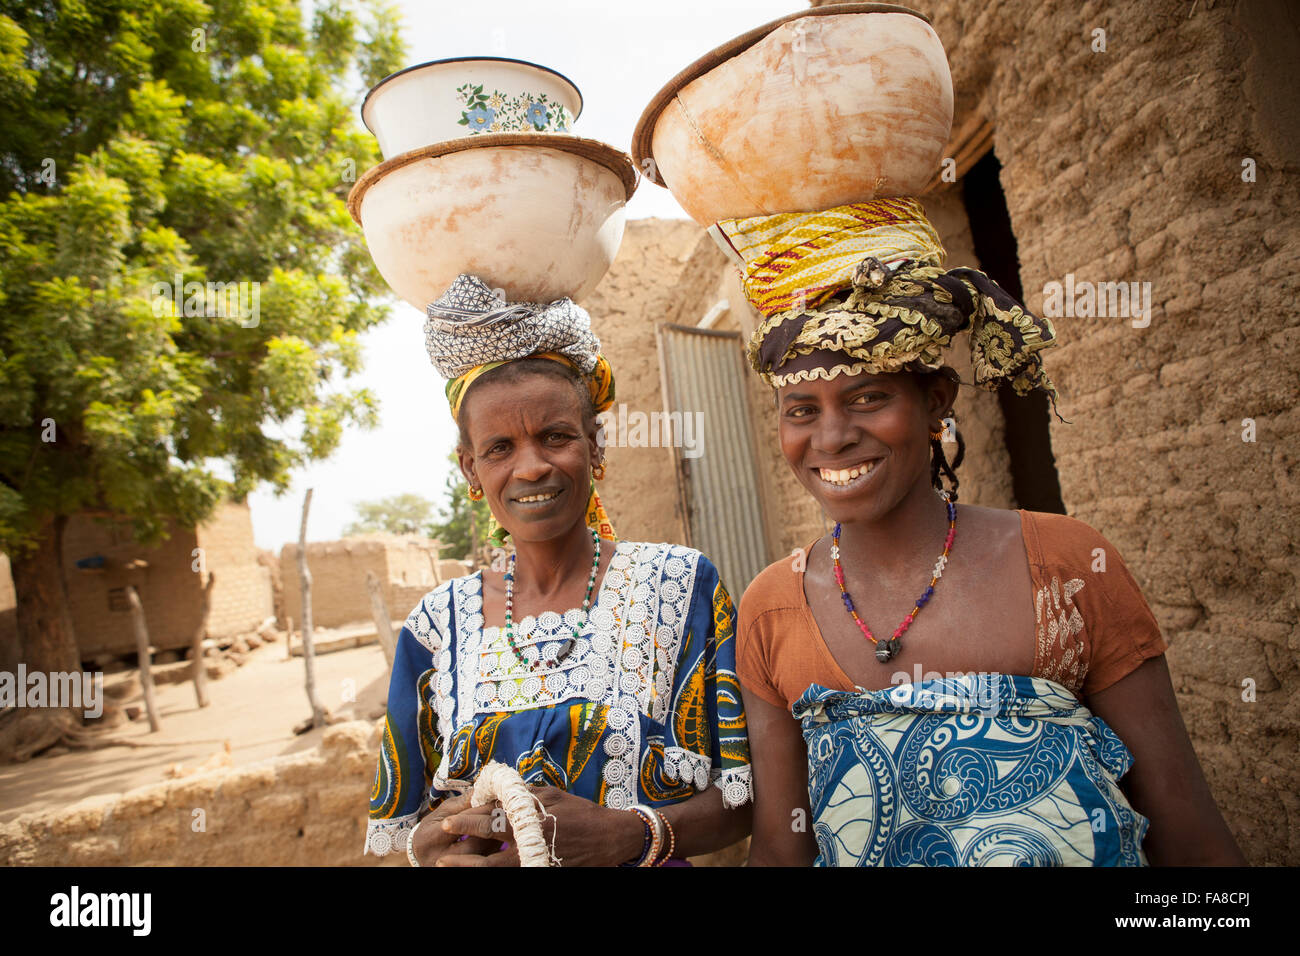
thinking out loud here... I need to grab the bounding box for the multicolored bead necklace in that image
[503,526,601,672]
[831,490,956,662]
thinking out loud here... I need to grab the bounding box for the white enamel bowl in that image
[362,57,584,160]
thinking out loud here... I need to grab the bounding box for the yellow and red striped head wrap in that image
[712,198,1060,411]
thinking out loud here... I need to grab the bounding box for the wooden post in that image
[365,572,396,667]
[297,489,327,729]
[124,586,162,732]
[191,572,216,708]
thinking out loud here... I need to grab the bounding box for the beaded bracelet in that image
[652,810,676,866]
[623,805,663,867]
[619,810,653,867]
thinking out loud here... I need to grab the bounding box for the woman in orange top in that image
[727,204,1243,866]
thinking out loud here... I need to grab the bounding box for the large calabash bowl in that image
[347,134,638,308]
[362,56,583,160]
[633,3,953,225]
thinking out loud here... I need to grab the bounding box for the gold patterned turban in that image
[714,198,1060,407]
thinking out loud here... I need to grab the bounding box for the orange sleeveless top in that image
[736,510,1168,710]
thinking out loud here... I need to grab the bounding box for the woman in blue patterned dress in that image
[364,276,752,866]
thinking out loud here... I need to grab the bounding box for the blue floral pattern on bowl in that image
[465,106,496,130]
[456,83,572,134]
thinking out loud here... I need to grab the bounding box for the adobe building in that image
[581,0,1299,863]
[279,534,467,630]
[0,499,274,666]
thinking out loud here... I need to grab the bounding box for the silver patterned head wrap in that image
[423,274,601,379]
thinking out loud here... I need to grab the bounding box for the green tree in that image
[0,0,406,686]
[344,492,434,537]
[426,450,491,562]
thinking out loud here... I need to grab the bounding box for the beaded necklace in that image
[831,490,956,662]
[503,526,601,672]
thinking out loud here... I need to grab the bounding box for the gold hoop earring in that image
[592,460,607,481]
[467,485,484,501]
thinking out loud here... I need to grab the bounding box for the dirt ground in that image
[0,637,391,823]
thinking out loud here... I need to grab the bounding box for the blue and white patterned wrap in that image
[794,674,1150,867]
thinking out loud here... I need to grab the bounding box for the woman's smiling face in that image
[776,352,957,524]
[457,371,599,545]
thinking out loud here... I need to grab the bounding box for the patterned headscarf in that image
[716,199,1061,411]
[426,274,618,545]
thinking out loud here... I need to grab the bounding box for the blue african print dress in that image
[794,674,1150,867]
[364,541,753,856]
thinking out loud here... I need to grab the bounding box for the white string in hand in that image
[471,761,560,867]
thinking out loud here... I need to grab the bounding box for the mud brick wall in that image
[388,560,475,619]
[390,582,436,619]
[279,535,439,629]
[382,536,441,587]
[281,539,390,630]
[0,721,383,866]
[196,500,274,638]
[807,0,1300,862]
[437,559,472,581]
[258,548,285,628]
[581,219,703,550]
[60,513,204,658]
[0,500,273,660]
[279,536,461,632]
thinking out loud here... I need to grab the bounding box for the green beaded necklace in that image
[502,526,601,672]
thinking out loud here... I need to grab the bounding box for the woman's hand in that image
[409,794,506,866]
[435,785,645,867]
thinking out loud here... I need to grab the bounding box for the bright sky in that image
[247,0,797,551]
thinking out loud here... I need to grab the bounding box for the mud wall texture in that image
[195,501,275,640]
[3,499,274,659]
[803,0,1299,862]
[581,219,711,548]
[0,718,746,867]
[279,534,442,630]
[60,515,203,657]
[0,721,382,866]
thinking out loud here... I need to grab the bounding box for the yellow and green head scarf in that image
[427,275,618,546]
[713,198,1061,412]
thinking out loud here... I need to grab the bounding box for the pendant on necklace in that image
[834,490,956,665]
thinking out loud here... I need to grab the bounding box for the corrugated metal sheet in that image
[657,325,768,596]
